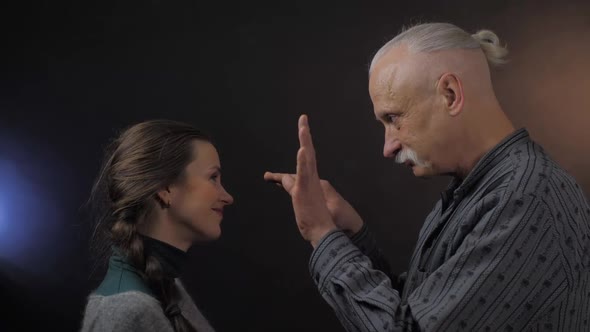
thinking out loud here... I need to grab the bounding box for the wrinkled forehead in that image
[370,63,421,109]
[369,64,397,101]
[370,51,437,106]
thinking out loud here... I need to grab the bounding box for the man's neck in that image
[454,114,515,179]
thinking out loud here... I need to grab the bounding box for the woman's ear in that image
[436,72,465,116]
[155,187,171,209]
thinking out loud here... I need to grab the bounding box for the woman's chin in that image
[208,228,222,241]
[203,225,222,241]
[187,215,223,241]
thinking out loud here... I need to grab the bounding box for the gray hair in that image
[369,23,508,73]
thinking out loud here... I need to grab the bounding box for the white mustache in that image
[395,148,430,167]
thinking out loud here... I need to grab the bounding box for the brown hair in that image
[88,119,210,332]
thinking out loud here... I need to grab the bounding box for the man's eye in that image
[387,114,398,123]
[210,174,219,181]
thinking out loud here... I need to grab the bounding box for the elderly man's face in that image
[369,46,446,177]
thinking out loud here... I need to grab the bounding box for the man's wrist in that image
[344,222,364,237]
[310,225,338,248]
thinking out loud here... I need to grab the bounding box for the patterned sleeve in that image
[350,223,401,291]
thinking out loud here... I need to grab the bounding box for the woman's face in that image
[167,140,234,242]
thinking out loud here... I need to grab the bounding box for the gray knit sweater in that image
[81,244,215,332]
[81,279,214,332]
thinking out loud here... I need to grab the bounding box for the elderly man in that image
[265,23,590,331]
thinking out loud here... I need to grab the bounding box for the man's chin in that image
[412,165,434,178]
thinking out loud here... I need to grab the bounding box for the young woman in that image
[81,120,234,332]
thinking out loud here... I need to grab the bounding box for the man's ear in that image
[436,73,465,116]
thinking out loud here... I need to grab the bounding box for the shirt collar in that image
[441,128,530,208]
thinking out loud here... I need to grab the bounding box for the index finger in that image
[264,172,293,183]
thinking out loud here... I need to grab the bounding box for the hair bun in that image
[472,29,509,66]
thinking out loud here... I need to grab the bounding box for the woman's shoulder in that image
[81,291,173,332]
[93,254,155,297]
[86,291,160,312]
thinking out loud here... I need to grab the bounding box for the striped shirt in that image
[310,129,590,331]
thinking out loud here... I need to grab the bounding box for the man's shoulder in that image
[504,140,589,215]
[504,141,565,197]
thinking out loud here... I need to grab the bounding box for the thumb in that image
[320,180,340,198]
